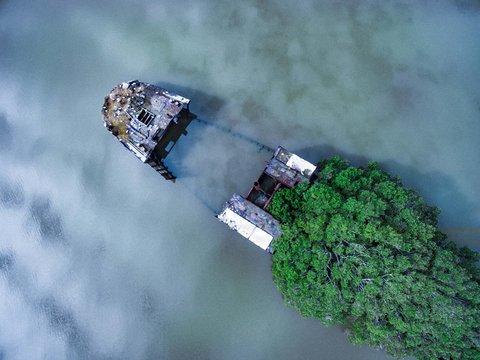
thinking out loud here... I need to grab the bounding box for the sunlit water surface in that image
[0,1,479,359]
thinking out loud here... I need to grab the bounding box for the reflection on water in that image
[0,0,479,359]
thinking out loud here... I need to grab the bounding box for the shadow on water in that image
[0,179,25,208]
[152,83,275,212]
[295,144,479,247]
[151,84,478,248]
[0,252,14,272]
[454,0,480,11]
[196,118,274,153]
[0,114,12,152]
[29,195,66,243]
[0,249,90,359]
[155,82,273,153]
[37,297,90,358]
[154,82,226,119]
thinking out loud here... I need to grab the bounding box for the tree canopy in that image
[269,156,480,359]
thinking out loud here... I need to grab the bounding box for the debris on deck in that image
[218,194,281,251]
[218,147,317,252]
[102,83,317,253]
[246,146,316,209]
[102,80,195,180]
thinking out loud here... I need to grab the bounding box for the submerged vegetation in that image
[269,156,480,359]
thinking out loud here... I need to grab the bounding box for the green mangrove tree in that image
[269,156,480,359]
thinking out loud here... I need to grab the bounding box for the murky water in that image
[0,1,479,359]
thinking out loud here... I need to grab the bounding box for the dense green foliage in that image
[269,156,480,359]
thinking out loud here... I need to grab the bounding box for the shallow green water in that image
[0,1,479,359]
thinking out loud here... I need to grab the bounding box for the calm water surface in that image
[0,1,479,359]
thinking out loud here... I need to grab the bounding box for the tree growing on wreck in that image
[268,156,480,360]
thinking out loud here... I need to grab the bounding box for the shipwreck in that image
[102,80,195,180]
[218,147,317,252]
[102,81,317,252]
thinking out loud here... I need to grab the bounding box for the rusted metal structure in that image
[102,83,317,253]
[218,147,317,252]
[218,194,282,252]
[102,80,195,180]
[246,147,317,210]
